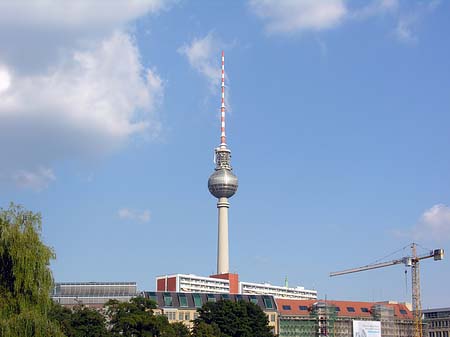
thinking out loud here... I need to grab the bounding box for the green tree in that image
[0,203,64,337]
[171,322,191,337]
[49,302,109,337]
[48,302,77,336]
[192,321,221,337]
[107,297,176,337]
[193,300,274,337]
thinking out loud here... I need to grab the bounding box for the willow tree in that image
[0,203,64,337]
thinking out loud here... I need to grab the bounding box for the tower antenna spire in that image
[220,50,226,147]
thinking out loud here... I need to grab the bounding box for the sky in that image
[0,0,449,309]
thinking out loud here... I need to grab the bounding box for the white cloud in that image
[412,204,450,242]
[0,0,169,28]
[395,15,418,43]
[0,1,170,189]
[0,66,11,92]
[353,0,399,19]
[248,0,441,43]
[13,167,56,191]
[118,208,151,223]
[178,32,222,88]
[248,0,347,34]
[0,31,163,178]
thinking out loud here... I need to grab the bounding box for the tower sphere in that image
[208,168,238,198]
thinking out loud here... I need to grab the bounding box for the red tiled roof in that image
[275,299,413,320]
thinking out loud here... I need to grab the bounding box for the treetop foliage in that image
[0,203,63,337]
[193,300,275,337]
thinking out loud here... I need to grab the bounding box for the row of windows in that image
[429,320,450,328]
[155,293,273,309]
[164,311,277,324]
[429,331,449,337]
[164,311,199,321]
[426,312,450,319]
[280,305,409,316]
[281,305,364,313]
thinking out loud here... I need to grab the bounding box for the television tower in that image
[208,51,238,275]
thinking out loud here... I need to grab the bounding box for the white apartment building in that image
[156,274,317,300]
[239,281,317,300]
[156,274,230,294]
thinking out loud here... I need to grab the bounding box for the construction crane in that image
[330,243,444,337]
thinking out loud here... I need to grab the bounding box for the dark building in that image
[423,308,450,337]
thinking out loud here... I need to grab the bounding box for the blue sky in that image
[0,0,449,308]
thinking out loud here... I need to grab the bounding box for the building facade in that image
[51,282,137,308]
[276,299,414,337]
[156,273,317,299]
[143,291,279,334]
[423,308,450,337]
[240,281,317,300]
[156,274,233,294]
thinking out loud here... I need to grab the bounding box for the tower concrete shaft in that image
[217,197,230,274]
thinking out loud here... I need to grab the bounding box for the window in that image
[147,292,157,303]
[263,296,274,309]
[361,308,369,313]
[334,307,341,312]
[185,312,190,321]
[179,312,183,321]
[194,312,199,319]
[400,309,407,315]
[282,305,292,310]
[221,294,230,300]
[250,295,258,305]
[347,307,355,312]
[271,314,276,322]
[193,294,202,308]
[163,293,173,307]
[236,295,244,302]
[299,306,308,311]
[178,294,188,307]
[207,294,216,302]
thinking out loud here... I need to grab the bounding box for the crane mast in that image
[411,244,422,337]
[330,243,444,337]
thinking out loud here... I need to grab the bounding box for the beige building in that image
[144,291,279,334]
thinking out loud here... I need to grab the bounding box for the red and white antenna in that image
[220,50,226,148]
